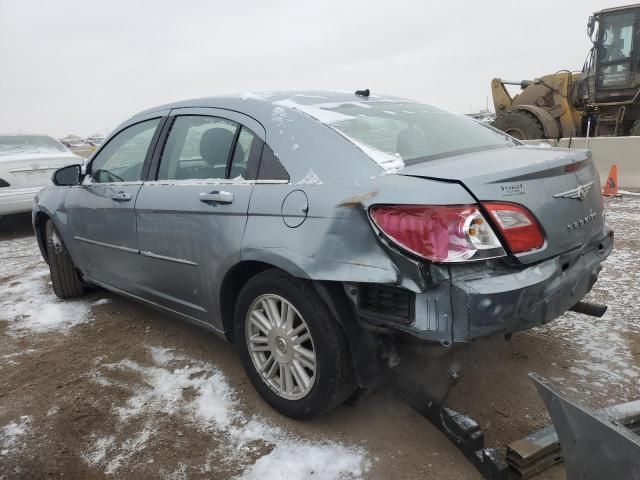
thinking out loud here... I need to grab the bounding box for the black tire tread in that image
[46,220,85,298]
[235,269,356,419]
[492,110,545,140]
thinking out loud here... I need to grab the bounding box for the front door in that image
[66,116,164,291]
[135,110,265,325]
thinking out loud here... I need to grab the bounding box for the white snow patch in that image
[237,442,369,480]
[85,425,155,475]
[292,94,329,99]
[297,169,322,185]
[271,106,288,126]
[51,230,62,248]
[291,143,299,151]
[1,416,31,456]
[348,138,405,173]
[86,346,369,478]
[274,99,356,124]
[241,92,268,101]
[165,462,188,480]
[0,236,92,334]
[1,271,91,333]
[92,298,112,306]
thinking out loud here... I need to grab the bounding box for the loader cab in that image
[591,7,640,97]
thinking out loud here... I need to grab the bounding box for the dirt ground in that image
[1,196,638,480]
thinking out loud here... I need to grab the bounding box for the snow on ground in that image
[530,196,640,400]
[0,237,91,334]
[0,416,31,456]
[85,346,369,479]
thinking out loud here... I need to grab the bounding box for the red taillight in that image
[369,204,505,263]
[481,202,544,254]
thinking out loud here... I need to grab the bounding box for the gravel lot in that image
[1,196,638,480]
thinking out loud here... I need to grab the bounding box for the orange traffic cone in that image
[602,164,620,197]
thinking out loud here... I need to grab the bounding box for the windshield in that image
[0,135,67,155]
[317,101,516,170]
[598,12,635,88]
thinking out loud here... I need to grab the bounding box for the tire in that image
[46,220,85,298]
[492,110,545,140]
[235,269,356,419]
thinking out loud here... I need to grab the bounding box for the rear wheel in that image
[492,110,545,140]
[46,220,85,298]
[235,270,356,419]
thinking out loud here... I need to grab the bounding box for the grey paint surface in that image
[33,91,613,346]
[532,373,640,480]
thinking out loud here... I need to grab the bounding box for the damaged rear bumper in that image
[347,229,614,346]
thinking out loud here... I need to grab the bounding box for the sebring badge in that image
[553,181,594,201]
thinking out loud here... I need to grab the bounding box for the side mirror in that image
[52,164,82,186]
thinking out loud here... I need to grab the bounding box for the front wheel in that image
[46,220,86,298]
[235,270,356,419]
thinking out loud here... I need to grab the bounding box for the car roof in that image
[134,90,409,121]
[125,90,414,183]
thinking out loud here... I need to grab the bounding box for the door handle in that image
[111,191,131,202]
[200,190,234,204]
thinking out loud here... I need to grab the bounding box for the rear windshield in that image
[318,102,516,169]
[0,135,67,155]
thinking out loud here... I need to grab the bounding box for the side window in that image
[229,127,261,180]
[90,118,160,183]
[258,144,290,181]
[157,115,238,181]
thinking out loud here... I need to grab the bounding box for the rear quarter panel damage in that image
[242,175,477,290]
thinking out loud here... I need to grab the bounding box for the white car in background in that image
[85,135,104,147]
[0,134,82,218]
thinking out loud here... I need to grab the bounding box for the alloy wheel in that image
[245,294,317,400]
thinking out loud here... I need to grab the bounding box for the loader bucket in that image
[530,373,640,480]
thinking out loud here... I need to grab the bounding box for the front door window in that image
[90,119,160,183]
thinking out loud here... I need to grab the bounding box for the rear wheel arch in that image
[221,261,381,390]
[233,268,357,418]
[34,211,52,263]
[220,261,281,341]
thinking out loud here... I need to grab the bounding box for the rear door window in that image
[228,126,262,180]
[157,116,238,181]
[257,144,289,181]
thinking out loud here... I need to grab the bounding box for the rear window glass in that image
[0,135,67,155]
[315,102,516,168]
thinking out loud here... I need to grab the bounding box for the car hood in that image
[398,146,607,264]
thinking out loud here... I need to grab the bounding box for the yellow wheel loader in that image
[492,4,640,140]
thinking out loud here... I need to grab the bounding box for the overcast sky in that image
[0,0,624,137]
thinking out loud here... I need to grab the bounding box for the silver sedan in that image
[33,91,612,418]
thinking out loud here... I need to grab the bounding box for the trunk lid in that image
[398,146,605,264]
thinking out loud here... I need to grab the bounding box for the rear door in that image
[65,114,166,290]
[134,108,265,325]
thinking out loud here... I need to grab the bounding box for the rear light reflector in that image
[369,204,506,263]
[482,202,544,254]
